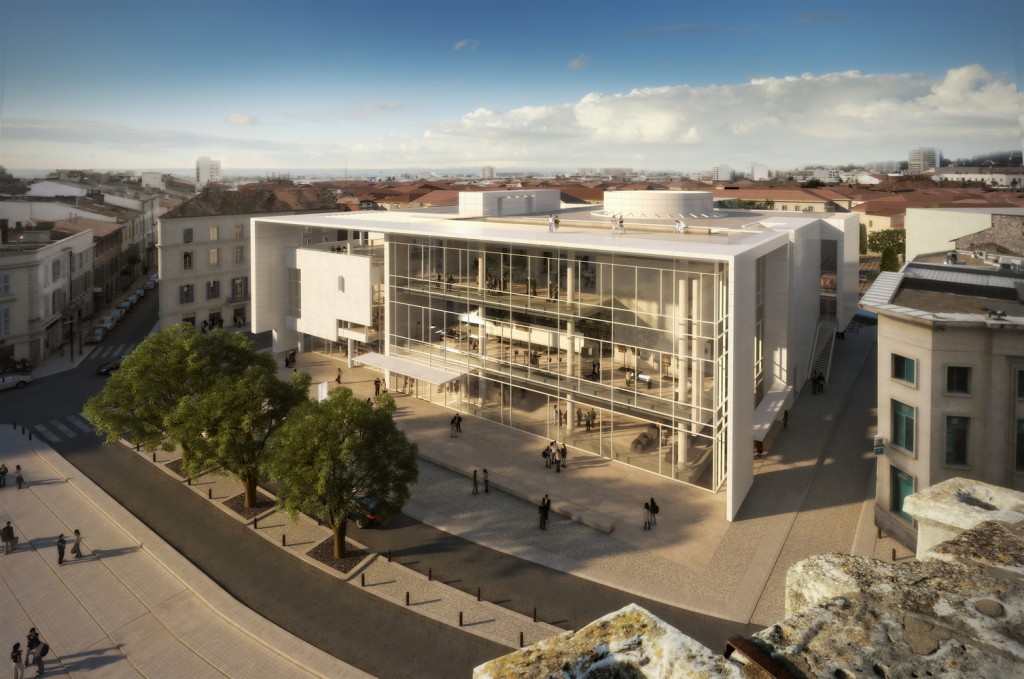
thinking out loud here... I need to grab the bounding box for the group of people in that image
[449,413,464,437]
[10,628,48,678]
[542,441,568,472]
[200,317,226,333]
[547,214,561,232]
[610,215,625,234]
[471,469,489,495]
[643,497,660,530]
[0,462,24,489]
[810,371,826,394]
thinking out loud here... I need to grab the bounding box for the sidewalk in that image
[0,427,369,679]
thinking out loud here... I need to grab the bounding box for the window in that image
[209,248,219,267]
[1017,370,1024,399]
[0,307,9,336]
[892,354,916,384]
[183,228,193,243]
[234,224,244,239]
[891,466,914,522]
[288,268,301,318]
[209,226,219,241]
[946,366,971,394]
[179,284,194,304]
[183,251,193,271]
[891,400,915,452]
[206,280,220,300]
[1016,420,1024,473]
[230,276,249,302]
[234,245,245,265]
[0,274,9,295]
[944,416,970,466]
[52,259,62,280]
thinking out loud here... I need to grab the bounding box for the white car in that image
[0,373,32,391]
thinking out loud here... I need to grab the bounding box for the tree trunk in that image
[243,475,259,509]
[333,519,348,559]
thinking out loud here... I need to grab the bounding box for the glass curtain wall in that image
[387,237,729,491]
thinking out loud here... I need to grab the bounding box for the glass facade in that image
[384,237,730,491]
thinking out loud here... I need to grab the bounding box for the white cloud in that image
[225,113,259,126]
[568,54,589,70]
[453,38,478,52]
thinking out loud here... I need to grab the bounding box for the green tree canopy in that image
[867,228,906,256]
[268,388,419,558]
[880,247,901,272]
[83,324,307,507]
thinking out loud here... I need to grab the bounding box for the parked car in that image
[144,273,159,290]
[128,293,141,306]
[134,287,145,299]
[118,299,134,314]
[84,325,109,344]
[96,355,126,375]
[0,373,32,391]
[354,496,379,529]
[109,308,125,324]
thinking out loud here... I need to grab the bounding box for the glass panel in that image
[944,416,970,466]
[891,467,914,522]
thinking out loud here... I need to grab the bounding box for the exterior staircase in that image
[809,322,837,384]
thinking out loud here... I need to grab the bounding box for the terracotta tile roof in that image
[163,183,338,218]
[52,216,123,238]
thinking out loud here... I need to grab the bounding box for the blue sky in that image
[1,0,1021,173]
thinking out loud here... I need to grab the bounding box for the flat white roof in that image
[355,352,465,385]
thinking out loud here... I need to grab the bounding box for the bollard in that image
[361,573,365,587]
[208,488,212,499]
[187,477,191,486]
[387,549,391,562]
[519,632,524,648]
[477,587,481,602]
[877,526,882,540]
[892,548,896,561]
[282,534,286,547]
[533,607,537,623]
[428,567,432,581]
[22,426,25,434]
[28,432,31,441]
[405,591,410,606]
[152,453,156,462]
[253,516,258,529]
[459,612,463,627]
[136,443,140,452]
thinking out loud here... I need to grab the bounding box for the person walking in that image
[450,416,458,438]
[554,450,561,472]
[554,215,560,230]
[483,469,489,493]
[543,442,552,468]
[472,470,479,495]
[56,534,66,565]
[455,414,463,434]
[560,443,568,468]
[71,529,82,559]
[610,215,617,234]
[548,215,555,233]
[11,643,24,679]
[335,368,342,384]
[538,496,550,530]
[643,501,652,530]
[374,377,381,395]
[25,629,43,677]
[15,465,24,489]
[2,521,14,554]
[618,216,625,234]
[575,407,582,428]
[649,498,659,526]
[0,462,8,486]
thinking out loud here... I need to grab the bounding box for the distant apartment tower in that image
[712,165,733,182]
[480,166,495,179]
[196,156,222,189]
[908,148,940,174]
[749,163,770,181]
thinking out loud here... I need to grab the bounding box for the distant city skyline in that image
[1,0,1021,172]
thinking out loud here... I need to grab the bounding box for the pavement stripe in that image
[33,424,58,442]
[70,416,94,433]
[51,419,77,438]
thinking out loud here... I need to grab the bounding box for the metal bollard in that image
[136,443,140,451]
[253,516,258,529]
[208,488,212,499]
[428,567,432,581]
[282,534,286,547]
[477,587,481,601]
[361,573,365,587]
[152,453,156,462]
[187,477,191,486]
[459,612,463,627]
[519,632,524,648]
[387,549,391,562]
[28,432,31,441]
[405,591,410,606]
[533,607,537,622]
[892,548,896,561]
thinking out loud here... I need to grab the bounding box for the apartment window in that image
[209,226,219,241]
[944,416,970,466]
[892,354,916,385]
[0,307,9,336]
[183,228,193,243]
[946,366,971,394]
[183,251,193,271]
[231,276,249,302]
[206,280,220,300]
[234,245,245,265]
[891,400,915,452]
[209,248,219,267]
[890,466,914,522]
[1017,369,1024,399]
[179,284,194,304]
[0,274,9,295]
[234,224,244,239]
[1016,420,1024,473]
[52,259,62,280]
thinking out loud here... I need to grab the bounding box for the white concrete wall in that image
[0,201,117,225]
[26,181,88,198]
[459,190,561,217]
[251,220,300,348]
[295,250,374,340]
[603,191,713,218]
[824,213,860,330]
[727,255,754,520]
[905,208,994,261]
[763,244,792,387]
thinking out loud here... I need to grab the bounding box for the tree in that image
[801,178,826,188]
[84,324,304,507]
[269,388,418,558]
[867,228,906,257]
[880,247,900,272]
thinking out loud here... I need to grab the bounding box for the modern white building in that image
[860,260,1024,549]
[749,163,770,181]
[904,207,1024,262]
[196,157,222,189]
[249,190,859,520]
[712,165,734,182]
[908,148,940,174]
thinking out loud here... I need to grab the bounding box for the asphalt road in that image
[1,294,758,677]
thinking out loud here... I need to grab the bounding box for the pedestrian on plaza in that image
[618,216,625,234]
[592,360,599,380]
[450,416,458,438]
[56,534,66,565]
[543,444,551,468]
[554,215,560,230]
[576,407,582,428]
[554,450,561,472]
[548,215,555,232]
[0,462,7,487]
[25,629,44,677]
[610,215,617,233]
[559,408,566,427]
[11,643,24,679]
[455,414,463,434]
[552,404,560,424]
[783,410,789,428]
[649,498,659,526]
[643,501,651,530]
[374,377,381,395]
[560,443,568,468]
[71,529,82,559]
[818,373,825,394]
[335,368,342,384]
[15,465,24,489]
[585,412,592,432]
[472,470,479,495]
[483,469,489,493]
[2,521,14,554]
